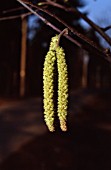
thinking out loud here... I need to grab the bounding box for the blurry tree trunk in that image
[82,52,89,88]
[20,16,27,97]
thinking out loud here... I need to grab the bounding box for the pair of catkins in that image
[43,35,68,132]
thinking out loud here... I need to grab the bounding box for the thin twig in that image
[101,26,111,32]
[0,12,31,21]
[57,28,68,46]
[3,7,24,14]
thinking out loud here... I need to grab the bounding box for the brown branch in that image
[24,1,111,62]
[17,0,81,47]
[16,0,111,63]
[3,7,24,14]
[43,0,111,46]
[1,1,111,62]
[0,12,31,21]
[101,26,111,32]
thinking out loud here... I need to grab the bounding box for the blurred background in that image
[0,0,111,169]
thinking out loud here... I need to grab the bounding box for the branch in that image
[101,25,111,32]
[42,0,111,46]
[16,0,111,63]
[2,7,24,14]
[17,0,81,47]
[0,12,31,21]
[24,1,111,61]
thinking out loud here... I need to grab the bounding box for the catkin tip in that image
[48,126,55,132]
[60,120,67,131]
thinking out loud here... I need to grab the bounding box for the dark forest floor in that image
[0,88,111,170]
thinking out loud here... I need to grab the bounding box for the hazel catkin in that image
[43,35,68,132]
[43,35,58,132]
[56,46,68,131]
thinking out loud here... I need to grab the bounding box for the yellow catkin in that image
[56,46,68,131]
[43,35,68,132]
[43,35,58,132]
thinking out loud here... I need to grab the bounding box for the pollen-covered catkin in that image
[56,46,68,131]
[43,35,58,132]
[43,34,69,132]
